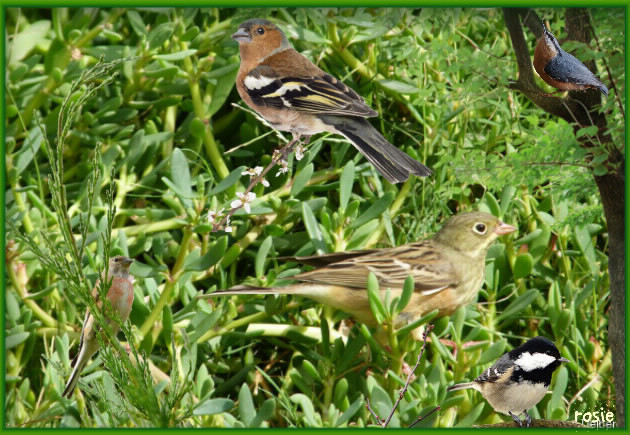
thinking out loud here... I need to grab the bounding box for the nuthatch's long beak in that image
[232,28,250,43]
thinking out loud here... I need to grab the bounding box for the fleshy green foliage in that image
[5,7,620,428]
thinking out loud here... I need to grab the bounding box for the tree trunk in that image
[503,7,624,426]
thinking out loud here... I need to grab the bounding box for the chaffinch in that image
[232,18,432,184]
[206,212,516,339]
[62,256,134,398]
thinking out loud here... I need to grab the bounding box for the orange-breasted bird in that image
[533,20,608,96]
[232,18,432,184]
[62,256,134,398]
[204,212,516,339]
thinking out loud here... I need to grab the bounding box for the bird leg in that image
[524,410,532,428]
[508,411,524,427]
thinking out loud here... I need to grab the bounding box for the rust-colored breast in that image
[534,38,583,91]
[108,277,134,321]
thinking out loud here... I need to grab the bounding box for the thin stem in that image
[382,324,434,427]
[365,323,435,428]
[195,301,302,343]
[139,227,193,338]
[408,405,441,428]
[212,136,301,232]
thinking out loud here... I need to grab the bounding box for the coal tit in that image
[447,336,569,427]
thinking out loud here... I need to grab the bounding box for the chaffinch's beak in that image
[494,222,517,235]
[232,28,251,43]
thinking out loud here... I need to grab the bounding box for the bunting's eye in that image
[256,27,265,35]
[473,222,487,235]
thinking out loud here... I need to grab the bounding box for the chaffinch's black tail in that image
[320,116,432,183]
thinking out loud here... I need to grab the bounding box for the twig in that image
[365,323,437,428]
[365,398,385,426]
[408,405,441,428]
[211,135,304,232]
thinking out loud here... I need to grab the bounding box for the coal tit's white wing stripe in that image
[514,351,557,371]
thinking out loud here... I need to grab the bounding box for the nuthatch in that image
[533,21,608,96]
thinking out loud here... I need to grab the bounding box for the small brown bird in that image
[533,20,608,95]
[232,18,432,184]
[62,256,134,398]
[448,336,569,427]
[206,212,516,338]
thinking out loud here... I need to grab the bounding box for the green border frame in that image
[1,3,627,434]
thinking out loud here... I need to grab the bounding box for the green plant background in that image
[5,7,621,428]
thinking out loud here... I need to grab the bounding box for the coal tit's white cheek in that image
[514,352,557,371]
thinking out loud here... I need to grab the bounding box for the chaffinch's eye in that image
[473,222,487,235]
[256,27,265,35]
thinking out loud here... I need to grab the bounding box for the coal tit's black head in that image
[509,336,569,385]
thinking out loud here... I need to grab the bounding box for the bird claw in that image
[509,411,523,427]
[524,411,532,428]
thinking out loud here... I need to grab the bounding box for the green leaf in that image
[574,225,598,274]
[377,79,419,95]
[396,275,414,313]
[337,333,365,374]
[335,397,362,426]
[346,220,378,251]
[349,191,394,229]
[290,393,319,427]
[15,128,43,174]
[549,366,568,414]
[395,309,439,338]
[478,338,507,365]
[301,202,326,254]
[367,382,399,427]
[6,292,20,322]
[481,192,500,217]
[208,166,245,195]
[238,383,255,426]
[513,253,534,280]
[575,125,598,138]
[207,62,239,118]
[170,148,193,208]
[290,163,313,197]
[185,236,228,271]
[193,398,234,416]
[161,305,172,341]
[154,49,197,61]
[339,161,355,212]
[300,359,321,383]
[287,25,329,44]
[9,20,50,64]
[189,117,206,139]
[6,332,31,349]
[126,10,146,37]
[332,378,348,408]
[367,273,386,325]
[148,22,176,51]
[454,402,485,427]
[188,309,223,342]
[496,289,540,322]
[255,236,273,279]
[250,398,275,427]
